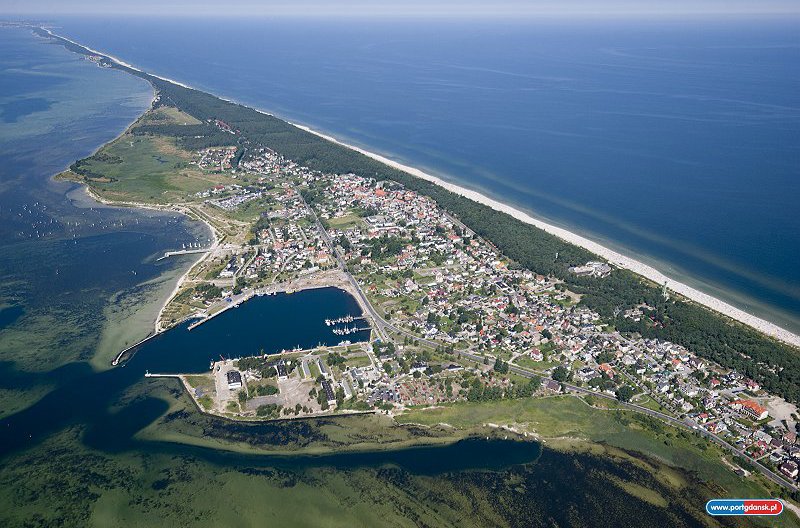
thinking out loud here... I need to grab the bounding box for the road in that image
[296,185,798,493]
[297,188,390,342]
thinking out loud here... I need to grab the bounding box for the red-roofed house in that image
[729,399,768,421]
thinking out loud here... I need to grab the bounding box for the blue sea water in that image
[0,24,774,525]
[0,27,206,394]
[48,16,800,333]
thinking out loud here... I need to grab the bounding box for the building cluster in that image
[242,188,332,281]
[207,188,263,210]
[569,261,612,277]
[300,171,799,485]
[195,146,238,171]
[184,139,798,487]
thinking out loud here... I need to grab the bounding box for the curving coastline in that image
[290,123,800,349]
[38,25,800,349]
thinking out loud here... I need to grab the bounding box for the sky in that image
[2,0,799,18]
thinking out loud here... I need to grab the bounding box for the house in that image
[530,348,543,361]
[276,360,288,380]
[708,421,727,434]
[729,399,769,421]
[341,379,353,399]
[598,363,614,379]
[779,460,798,479]
[409,361,428,374]
[543,380,560,392]
[226,370,243,390]
[300,360,311,379]
[576,366,596,382]
[317,358,330,379]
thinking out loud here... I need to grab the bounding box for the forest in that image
[59,48,800,405]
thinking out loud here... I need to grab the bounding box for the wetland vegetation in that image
[0,25,797,527]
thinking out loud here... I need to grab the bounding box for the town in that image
[159,139,798,491]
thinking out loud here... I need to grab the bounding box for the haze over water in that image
[0,23,790,527]
[47,15,800,333]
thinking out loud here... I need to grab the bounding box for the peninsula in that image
[29,24,800,514]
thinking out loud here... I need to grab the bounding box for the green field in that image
[343,354,372,368]
[65,134,229,204]
[514,356,557,371]
[396,395,795,511]
[327,213,362,229]
[139,105,202,126]
[59,106,239,205]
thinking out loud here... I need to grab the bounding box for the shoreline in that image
[290,123,800,348]
[79,186,221,335]
[37,24,800,348]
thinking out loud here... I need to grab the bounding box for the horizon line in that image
[3,9,800,19]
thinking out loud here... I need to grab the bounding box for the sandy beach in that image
[41,25,800,349]
[80,187,220,334]
[291,123,800,349]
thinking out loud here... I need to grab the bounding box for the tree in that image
[597,350,615,364]
[552,366,571,382]
[616,385,635,402]
[493,358,509,375]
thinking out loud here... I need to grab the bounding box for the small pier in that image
[156,248,209,261]
[331,326,370,336]
[144,371,181,379]
[324,314,366,326]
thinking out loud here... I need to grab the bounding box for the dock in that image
[144,372,181,379]
[156,248,209,261]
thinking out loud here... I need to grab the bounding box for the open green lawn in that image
[343,354,372,368]
[327,213,362,229]
[139,105,202,125]
[635,394,671,414]
[224,195,276,222]
[514,357,555,371]
[397,395,791,504]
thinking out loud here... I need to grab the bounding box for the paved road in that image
[297,189,390,341]
[297,186,798,493]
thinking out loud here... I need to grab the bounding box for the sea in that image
[43,15,800,333]
[0,19,791,527]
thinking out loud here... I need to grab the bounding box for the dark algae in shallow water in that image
[0,26,792,528]
[0,286,730,527]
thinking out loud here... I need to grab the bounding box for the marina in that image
[331,326,371,336]
[324,314,366,326]
[117,286,372,371]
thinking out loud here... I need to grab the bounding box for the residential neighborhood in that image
[170,144,799,490]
